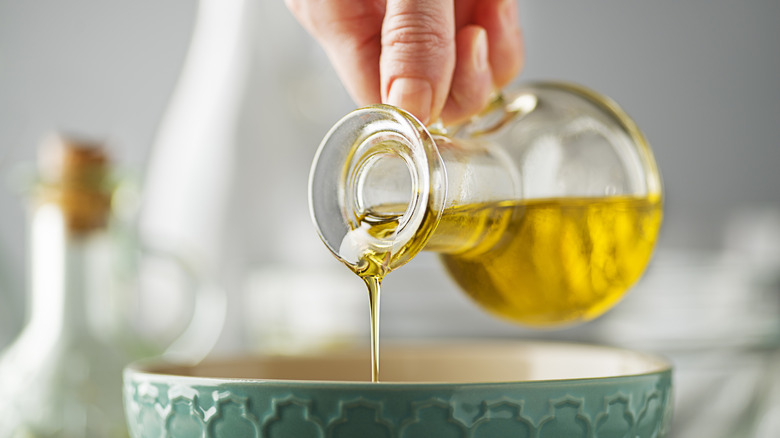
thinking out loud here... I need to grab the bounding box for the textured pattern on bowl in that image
[124,342,673,438]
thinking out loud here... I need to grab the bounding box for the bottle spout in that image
[309,104,446,277]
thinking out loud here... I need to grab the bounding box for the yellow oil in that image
[364,276,381,382]
[343,195,661,380]
[342,215,400,382]
[437,196,662,326]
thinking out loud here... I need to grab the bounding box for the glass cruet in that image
[309,81,663,327]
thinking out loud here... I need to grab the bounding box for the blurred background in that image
[1,0,780,435]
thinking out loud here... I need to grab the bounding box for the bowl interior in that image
[133,341,670,384]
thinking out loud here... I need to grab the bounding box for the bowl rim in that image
[125,340,673,387]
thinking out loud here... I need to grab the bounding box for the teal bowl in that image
[123,341,673,437]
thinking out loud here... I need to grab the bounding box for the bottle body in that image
[309,82,663,326]
[435,195,662,325]
[0,216,130,437]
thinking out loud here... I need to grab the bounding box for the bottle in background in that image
[0,135,131,437]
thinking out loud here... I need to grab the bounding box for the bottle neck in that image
[28,202,108,341]
[309,104,526,276]
[310,104,447,277]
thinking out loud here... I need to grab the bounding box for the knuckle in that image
[382,12,452,56]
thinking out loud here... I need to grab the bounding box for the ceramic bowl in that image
[123,341,673,438]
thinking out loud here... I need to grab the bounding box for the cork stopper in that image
[37,134,113,234]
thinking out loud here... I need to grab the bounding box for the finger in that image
[324,36,383,107]
[285,0,385,106]
[381,0,456,125]
[440,25,493,124]
[474,0,524,88]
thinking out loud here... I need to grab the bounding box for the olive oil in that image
[342,195,661,380]
[438,196,662,326]
[364,276,381,382]
[340,213,402,382]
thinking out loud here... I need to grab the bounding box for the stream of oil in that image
[364,276,381,382]
[342,213,399,383]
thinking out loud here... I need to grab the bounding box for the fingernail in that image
[387,78,432,124]
[473,28,488,73]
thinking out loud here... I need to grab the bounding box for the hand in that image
[286,0,524,125]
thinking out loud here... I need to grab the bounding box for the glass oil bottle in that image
[309,82,663,379]
[0,136,131,437]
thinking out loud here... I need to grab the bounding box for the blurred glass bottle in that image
[137,0,248,352]
[0,136,130,437]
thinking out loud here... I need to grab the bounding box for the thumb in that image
[380,0,455,125]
